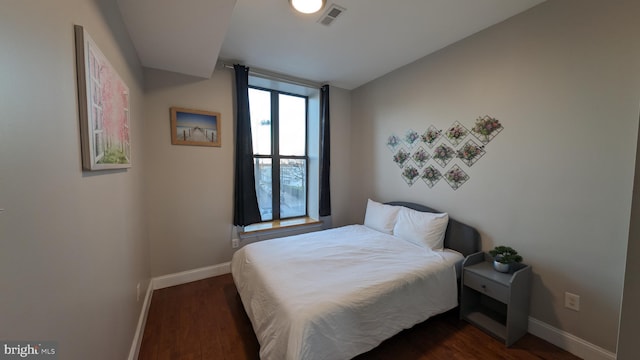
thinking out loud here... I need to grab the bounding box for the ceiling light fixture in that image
[290,0,326,14]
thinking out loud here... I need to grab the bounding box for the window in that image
[249,87,308,221]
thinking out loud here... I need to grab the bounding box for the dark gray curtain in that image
[233,65,262,226]
[319,84,331,217]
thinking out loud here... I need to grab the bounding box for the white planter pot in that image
[493,260,510,273]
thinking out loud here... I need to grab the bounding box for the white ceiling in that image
[118,0,545,90]
[117,0,237,78]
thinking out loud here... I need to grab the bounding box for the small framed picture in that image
[170,107,221,147]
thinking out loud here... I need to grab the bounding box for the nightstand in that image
[460,252,532,346]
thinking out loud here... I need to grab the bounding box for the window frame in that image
[250,85,310,221]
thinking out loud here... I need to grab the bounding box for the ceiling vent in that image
[318,3,346,26]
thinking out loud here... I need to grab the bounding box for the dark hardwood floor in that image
[138,274,580,360]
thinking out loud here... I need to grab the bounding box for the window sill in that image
[238,217,324,246]
[241,217,322,234]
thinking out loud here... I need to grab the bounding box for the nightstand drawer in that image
[464,270,509,303]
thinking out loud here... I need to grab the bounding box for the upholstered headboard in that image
[386,201,480,257]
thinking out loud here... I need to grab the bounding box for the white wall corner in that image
[128,281,154,360]
[528,317,616,360]
[152,262,232,290]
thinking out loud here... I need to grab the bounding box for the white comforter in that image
[231,224,462,360]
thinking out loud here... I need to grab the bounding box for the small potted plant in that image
[489,246,523,273]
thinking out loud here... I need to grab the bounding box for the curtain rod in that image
[221,63,324,89]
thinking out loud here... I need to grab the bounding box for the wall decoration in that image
[421,126,442,148]
[386,134,401,152]
[401,165,420,186]
[392,148,410,168]
[456,139,486,167]
[421,165,442,188]
[75,25,131,171]
[445,121,469,146]
[432,144,456,168]
[444,165,470,190]
[170,107,221,147]
[404,129,420,148]
[411,147,430,167]
[472,115,503,144]
[385,115,502,189]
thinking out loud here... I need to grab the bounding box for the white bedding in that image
[231,224,463,360]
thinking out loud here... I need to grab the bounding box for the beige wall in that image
[144,68,236,276]
[350,0,640,352]
[327,87,353,228]
[617,117,640,358]
[143,67,353,276]
[0,0,149,359]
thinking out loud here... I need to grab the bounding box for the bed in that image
[231,201,480,360]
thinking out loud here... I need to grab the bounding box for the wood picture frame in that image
[170,107,221,147]
[74,25,132,170]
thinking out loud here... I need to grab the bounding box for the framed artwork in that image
[74,25,131,171]
[170,107,221,147]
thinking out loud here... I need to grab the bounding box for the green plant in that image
[97,148,128,164]
[489,246,523,264]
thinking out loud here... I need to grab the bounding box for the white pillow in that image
[393,207,449,250]
[363,199,400,234]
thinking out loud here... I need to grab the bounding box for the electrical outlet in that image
[136,283,141,302]
[232,238,240,249]
[565,292,580,311]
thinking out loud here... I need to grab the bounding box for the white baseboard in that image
[128,281,153,360]
[528,317,616,360]
[152,262,231,290]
